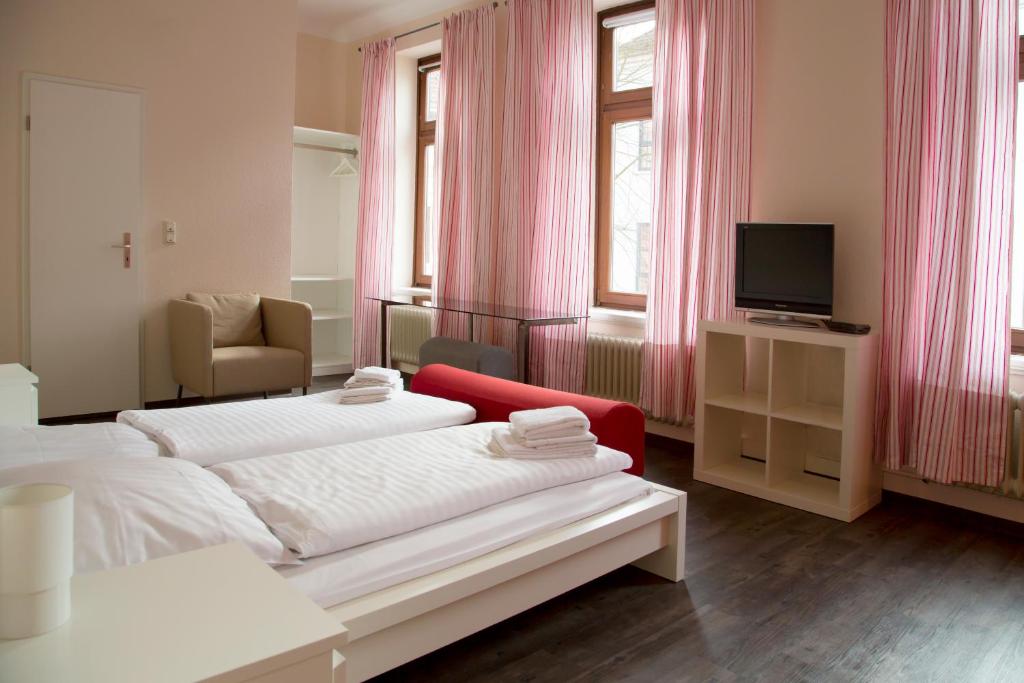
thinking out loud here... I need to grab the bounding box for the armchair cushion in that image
[187,292,265,348]
[211,346,304,397]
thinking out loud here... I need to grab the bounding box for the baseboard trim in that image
[882,470,1024,524]
[645,420,693,443]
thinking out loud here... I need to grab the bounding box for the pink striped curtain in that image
[352,39,396,368]
[640,0,753,423]
[876,0,1015,486]
[491,0,546,353]
[432,5,496,339]
[493,0,595,391]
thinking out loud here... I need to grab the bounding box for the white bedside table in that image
[0,363,39,426]
[0,543,347,683]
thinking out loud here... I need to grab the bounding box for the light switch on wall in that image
[163,221,177,245]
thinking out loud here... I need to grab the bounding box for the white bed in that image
[0,423,161,469]
[2,388,683,683]
[116,389,476,465]
[212,421,685,682]
[279,472,652,607]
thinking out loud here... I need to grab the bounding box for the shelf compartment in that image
[770,340,845,422]
[311,309,352,321]
[313,353,352,368]
[704,332,770,411]
[705,392,769,415]
[701,405,768,484]
[312,353,352,377]
[767,417,842,508]
[772,403,842,430]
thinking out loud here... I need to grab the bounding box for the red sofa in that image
[410,364,645,476]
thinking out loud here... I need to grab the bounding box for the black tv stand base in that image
[748,315,820,329]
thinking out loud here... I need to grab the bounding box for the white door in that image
[27,78,142,419]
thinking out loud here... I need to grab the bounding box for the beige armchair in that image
[169,293,312,402]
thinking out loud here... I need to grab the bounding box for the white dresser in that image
[0,363,39,426]
[0,543,347,683]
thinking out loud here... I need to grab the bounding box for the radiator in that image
[1004,391,1024,498]
[962,390,1024,499]
[585,334,643,404]
[389,306,433,365]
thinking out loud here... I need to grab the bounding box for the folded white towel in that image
[520,431,598,449]
[509,406,590,441]
[344,376,403,391]
[337,386,393,405]
[489,427,597,459]
[354,366,401,383]
[339,394,390,405]
[338,386,391,398]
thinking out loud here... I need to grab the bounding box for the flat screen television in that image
[735,222,834,327]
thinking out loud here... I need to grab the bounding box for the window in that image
[1013,18,1024,350]
[414,55,441,287]
[596,3,655,310]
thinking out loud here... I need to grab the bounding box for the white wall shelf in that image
[311,309,353,321]
[291,126,358,377]
[695,320,880,522]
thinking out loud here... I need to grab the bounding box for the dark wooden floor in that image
[41,377,1024,681]
[376,434,1024,683]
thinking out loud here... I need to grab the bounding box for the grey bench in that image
[418,336,515,380]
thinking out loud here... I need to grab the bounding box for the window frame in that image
[595,1,655,311]
[413,54,440,288]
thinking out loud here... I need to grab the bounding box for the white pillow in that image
[0,423,161,470]
[0,457,297,573]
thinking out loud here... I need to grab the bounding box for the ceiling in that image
[297,0,469,43]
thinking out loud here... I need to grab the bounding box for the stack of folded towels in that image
[489,406,598,459]
[338,366,403,405]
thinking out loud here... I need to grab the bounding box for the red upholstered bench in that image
[410,364,645,476]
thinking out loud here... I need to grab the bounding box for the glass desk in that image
[368,295,588,384]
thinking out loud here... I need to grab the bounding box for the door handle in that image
[110,232,131,268]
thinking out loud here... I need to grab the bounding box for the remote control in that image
[826,321,871,335]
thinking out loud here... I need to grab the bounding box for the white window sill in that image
[1011,354,1024,376]
[588,306,646,329]
[392,286,431,297]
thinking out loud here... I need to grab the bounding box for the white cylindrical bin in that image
[0,483,74,639]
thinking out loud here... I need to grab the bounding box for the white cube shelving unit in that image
[695,319,881,522]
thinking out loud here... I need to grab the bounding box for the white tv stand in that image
[694,320,880,522]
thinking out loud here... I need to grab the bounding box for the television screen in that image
[735,223,834,318]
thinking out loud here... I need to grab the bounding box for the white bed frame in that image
[323,483,686,683]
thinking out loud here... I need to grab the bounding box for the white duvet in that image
[211,422,633,558]
[0,423,161,470]
[280,472,652,606]
[117,389,476,466]
[0,456,296,573]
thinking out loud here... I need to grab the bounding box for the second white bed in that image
[117,389,477,465]
[278,471,652,607]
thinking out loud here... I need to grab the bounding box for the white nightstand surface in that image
[0,363,38,386]
[0,543,346,683]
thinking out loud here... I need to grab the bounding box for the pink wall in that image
[752,0,885,328]
[295,33,360,134]
[0,0,298,402]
